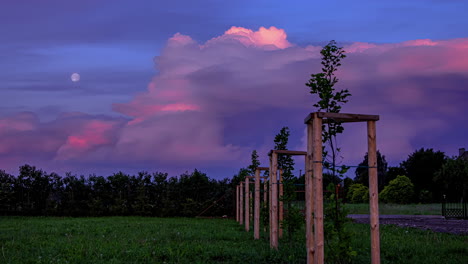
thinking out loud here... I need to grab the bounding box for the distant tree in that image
[385,166,406,187]
[0,170,15,214]
[61,173,90,216]
[347,183,369,203]
[380,175,414,204]
[342,177,354,203]
[401,148,446,202]
[354,151,388,190]
[323,172,341,188]
[434,157,468,201]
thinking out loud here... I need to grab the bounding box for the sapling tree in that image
[273,127,303,241]
[305,40,355,263]
[248,150,260,176]
[306,40,351,178]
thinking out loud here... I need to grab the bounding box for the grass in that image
[344,203,442,215]
[0,217,466,263]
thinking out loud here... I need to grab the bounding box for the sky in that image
[1,0,467,179]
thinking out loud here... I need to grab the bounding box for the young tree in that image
[248,150,260,176]
[306,40,351,178]
[274,127,295,180]
[306,40,354,263]
[273,127,301,240]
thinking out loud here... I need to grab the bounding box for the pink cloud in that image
[55,119,120,160]
[2,27,468,175]
[205,26,293,50]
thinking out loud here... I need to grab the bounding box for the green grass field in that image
[0,217,466,263]
[344,203,442,215]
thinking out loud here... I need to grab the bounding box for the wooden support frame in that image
[254,167,269,240]
[279,169,284,238]
[239,182,244,225]
[268,149,307,249]
[236,185,240,222]
[304,112,380,264]
[269,152,278,249]
[245,177,250,232]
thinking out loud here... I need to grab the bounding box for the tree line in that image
[0,165,235,217]
[345,148,468,204]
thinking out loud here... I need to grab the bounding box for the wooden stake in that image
[240,182,244,225]
[368,120,381,264]
[245,177,250,232]
[269,157,272,242]
[236,185,239,222]
[264,178,268,232]
[270,152,279,249]
[254,168,261,239]
[306,121,315,264]
[312,114,324,264]
[250,190,253,225]
[279,169,284,238]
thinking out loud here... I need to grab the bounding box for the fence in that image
[442,194,467,219]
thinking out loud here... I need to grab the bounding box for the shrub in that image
[380,175,414,204]
[346,184,369,203]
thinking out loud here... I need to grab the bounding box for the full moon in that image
[71,73,80,82]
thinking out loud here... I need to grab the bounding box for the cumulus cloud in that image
[1,26,467,174]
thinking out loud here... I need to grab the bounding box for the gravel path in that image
[348,214,468,235]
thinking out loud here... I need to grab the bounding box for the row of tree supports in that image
[235,112,381,264]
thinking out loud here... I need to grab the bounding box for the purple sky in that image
[1,0,467,178]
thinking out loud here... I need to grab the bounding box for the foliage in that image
[380,175,415,204]
[305,40,351,177]
[401,148,446,202]
[347,184,369,203]
[274,127,295,180]
[434,157,468,201]
[354,151,388,191]
[306,40,354,262]
[342,177,354,203]
[0,164,234,217]
[248,150,260,176]
[385,166,406,187]
[273,127,301,241]
[324,184,356,263]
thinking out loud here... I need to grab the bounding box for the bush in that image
[380,175,414,204]
[346,184,369,203]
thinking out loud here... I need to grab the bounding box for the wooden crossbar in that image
[304,112,379,124]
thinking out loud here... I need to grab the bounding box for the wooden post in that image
[270,152,279,249]
[312,114,324,264]
[279,169,284,238]
[250,190,253,225]
[254,169,261,239]
[306,122,315,264]
[236,185,239,222]
[245,177,250,232]
[264,178,268,232]
[240,182,244,225]
[368,120,381,264]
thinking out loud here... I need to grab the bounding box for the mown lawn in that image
[0,217,466,263]
[344,203,442,215]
